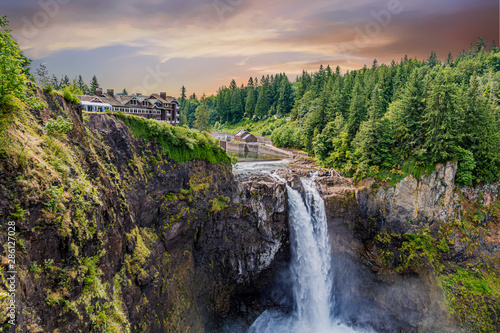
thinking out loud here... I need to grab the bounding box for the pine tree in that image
[426,51,438,68]
[76,75,89,94]
[122,88,128,95]
[90,75,100,94]
[313,114,345,164]
[255,82,270,118]
[353,85,393,168]
[60,75,70,88]
[423,70,460,164]
[277,76,293,114]
[313,65,327,96]
[296,71,311,100]
[345,78,366,139]
[459,75,500,182]
[391,68,427,161]
[180,85,187,103]
[35,64,49,87]
[325,76,345,122]
[474,37,487,53]
[245,87,256,118]
[195,94,210,131]
[230,88,243,122]
[491,40,499,53]
[446,52,453,67]
[50,75,60,90]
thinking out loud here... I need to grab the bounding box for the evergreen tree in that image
[422,70,460,164]
[446,52,453,66]
[391,68,427,161]
[296,71,311,100]
[325,76,346,122]
[195,95,210,131]
[427,51,439,68]
[313,65,327,96]
[345,78,366,139]
[314,114,345,164]
[50,75,60,90]
[60,75,70,88]
[277,75,293,114]
[230,88,243,122]
[90,75,100,94]
[255,82,270,118]
[76,75,89,94]
[491,40,499,53]
[180,85,187,103]
[35,64,49,87]
[245,87,256,118]
[474,37,487,53]
[122,88,128,95]
[460,75,500,182]
[353,85,393,168]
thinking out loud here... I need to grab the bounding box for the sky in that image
[2,0,499,97]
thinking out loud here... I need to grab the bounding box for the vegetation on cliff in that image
[114,112,230,165]
[368,193,500,332]
[0,17,235,332]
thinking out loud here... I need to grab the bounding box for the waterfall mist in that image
[248,175,367,333]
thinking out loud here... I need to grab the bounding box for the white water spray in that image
[249,175,360,333]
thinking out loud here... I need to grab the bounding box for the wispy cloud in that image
[3,0,498,95]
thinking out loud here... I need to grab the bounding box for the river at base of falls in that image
[247,173,370,333]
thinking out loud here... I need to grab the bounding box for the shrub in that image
[114,113,231,165]
[62,86,80,104]
[45,116,73,136]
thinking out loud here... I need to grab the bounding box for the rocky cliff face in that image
[314,162,500,333]
[357,162,460,230]
[0,92,288,332]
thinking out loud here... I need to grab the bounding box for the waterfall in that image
[248,175,360,333]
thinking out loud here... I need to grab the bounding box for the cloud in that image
[4,0,498,95]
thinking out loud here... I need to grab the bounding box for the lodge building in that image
[77,88,181,126]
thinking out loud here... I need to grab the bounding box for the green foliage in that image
[44,186,65,213]
[62,85,82,104]
[89,75,99,94]
[455,147,476,185]
[10,203,25,220]
[124,227,151,278]
[0,17,28,113]
[398,231,443,271]
[201,39,500,185]
[194,95,211,132]
[42,84,54,94]
[439,267,500,332]
[45,116,73,136]
[271,121,304,149]
[325,131,352,171]
[29,261,42,277]
[210,196,230,213]
[114,113,230,165]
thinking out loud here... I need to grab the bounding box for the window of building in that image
[130,99,137,105]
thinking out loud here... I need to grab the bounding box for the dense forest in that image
[182,38,500,185]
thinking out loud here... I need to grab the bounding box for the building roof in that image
[235,130,250,137]
[77,91,181,108]
[80,101,112,108]
[242,133,255,140]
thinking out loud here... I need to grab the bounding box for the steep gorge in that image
[1,90,499,333]
[0,91,288,332]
